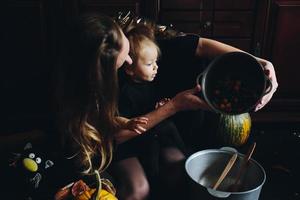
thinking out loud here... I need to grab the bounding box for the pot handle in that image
[263,75,273,95]
[220,146,238,153]
[196,73,205,99]
[196,73,204,86]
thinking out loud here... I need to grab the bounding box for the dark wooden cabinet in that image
[157,0,260,52]
[252,0,300,124]
[2,0,300,133]
[64,0,141,17]
[156,0,300,125]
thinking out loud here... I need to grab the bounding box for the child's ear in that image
[124,66,134,76]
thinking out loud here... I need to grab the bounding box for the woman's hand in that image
[170,85,210,112]
[255,57,278,111]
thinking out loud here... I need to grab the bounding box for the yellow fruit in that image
[217,113,251,147]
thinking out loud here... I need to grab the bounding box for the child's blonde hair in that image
[124,24,161,68]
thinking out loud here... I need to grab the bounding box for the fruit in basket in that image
[54,170,117,200]
[216,113,251,146]
[55,180,117,200]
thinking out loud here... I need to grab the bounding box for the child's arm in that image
[116,116,148,134]
[114,98,170,144]
[116,116,130,126]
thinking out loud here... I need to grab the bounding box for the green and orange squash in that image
[216,113,251,147]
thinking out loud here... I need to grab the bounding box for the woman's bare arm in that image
[196,38,242,58]
[114,85,208,144]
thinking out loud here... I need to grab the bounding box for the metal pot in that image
[196,52,272,115]
[185,147,266,200]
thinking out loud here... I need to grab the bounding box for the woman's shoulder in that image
[157,34,200,57]
[157,34,200,46]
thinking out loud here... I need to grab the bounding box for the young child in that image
[111,25,187,200]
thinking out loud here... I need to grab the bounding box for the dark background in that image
[1,0,300,134]
[1,0,300,199]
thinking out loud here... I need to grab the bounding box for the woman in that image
[54,12,205,199]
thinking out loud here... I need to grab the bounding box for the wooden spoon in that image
[212,153,238,190]
[230,142,257,192]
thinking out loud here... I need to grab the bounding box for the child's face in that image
[130,44,158,82]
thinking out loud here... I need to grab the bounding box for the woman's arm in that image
[196,38,242,58]
[114,85,208,144]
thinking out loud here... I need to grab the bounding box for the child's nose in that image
[153,63,158,70]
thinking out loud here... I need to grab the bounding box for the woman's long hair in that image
[57,13,123,174]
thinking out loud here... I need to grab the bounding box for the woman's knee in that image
[132,179,150,200]
[119,177,150,200]
[161,147,185,164]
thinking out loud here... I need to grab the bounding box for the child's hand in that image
[125,117,148,134]
[155,98,170,109]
